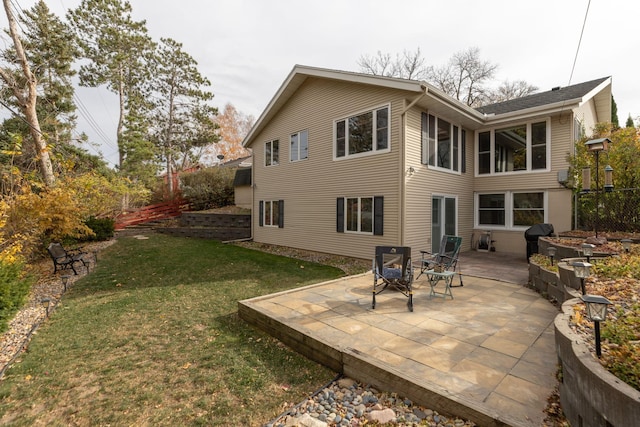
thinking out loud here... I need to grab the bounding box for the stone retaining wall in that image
[156,213,251,241]
[555,300,640,427]
[532,239,640,425]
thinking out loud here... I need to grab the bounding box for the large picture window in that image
[476,192,545,228]
[290,130,308,162]
[335,105,389,159]
[421,112,462,172]
[337,196,383,235]
[477,120,549,175]
[265,139,279,166]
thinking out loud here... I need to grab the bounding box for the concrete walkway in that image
[239,252,557,427]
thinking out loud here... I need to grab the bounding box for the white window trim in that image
[265,139,279,167]
[290,129,308,162]
[263,200,279,227]
[423,113,463,175]
[333,103,391,161]
[475,118,551,177]
[344,196,374,235]
[474,191,548,230]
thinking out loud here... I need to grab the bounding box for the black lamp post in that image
[581,294,612,358]
[547,246,557,266]
[573,261,592,295]
[585,138,612,238]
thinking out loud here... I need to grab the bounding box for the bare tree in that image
[0,0,55,186]
[357,48,428,80]
[358,47,538,108]
[426,47,498,107]
[486,80,538,104]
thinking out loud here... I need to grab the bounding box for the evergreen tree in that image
[0,0,56,186]
[149,38,218,197]
[626,114,635,128]
[611,95,619,128]
[67,0,156,171]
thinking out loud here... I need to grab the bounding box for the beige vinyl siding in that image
[471,114,574,256]
[249,77,413,259]
[403,108,475,253]
[474,114,572,192]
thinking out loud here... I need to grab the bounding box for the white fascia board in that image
[578,77,612,107]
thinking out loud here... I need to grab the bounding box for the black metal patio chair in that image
[372,246,414,312]
[417,235,463,286]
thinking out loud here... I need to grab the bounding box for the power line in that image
[568,0,592,86]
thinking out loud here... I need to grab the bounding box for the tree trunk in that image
[117,76,126,169]
[2,0,55,187]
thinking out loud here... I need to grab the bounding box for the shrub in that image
[179,167,235,210]
[0,260,33,333]
[83,216,115,241]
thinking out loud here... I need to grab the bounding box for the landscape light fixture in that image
[547,246,557,266]
[572,261,592,295]
[581,294,612,358]
[41,298,51,317]
[621,239,632,253]
[581,243,595,263]
[585,138,612,238]
[61,275,71,292]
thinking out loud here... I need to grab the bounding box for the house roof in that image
[233,168,252,186]
[476,77,611,116]
[243,65,612,147]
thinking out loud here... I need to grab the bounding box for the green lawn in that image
[0,234,347,426]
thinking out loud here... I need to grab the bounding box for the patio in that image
[239,251,558,427]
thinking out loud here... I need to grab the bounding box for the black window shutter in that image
[259,201,264,227]
[461,129,466,173]
[278,200,284,228]
[336,198,344,233]
[374,196,384,235]
[421,112,428,164]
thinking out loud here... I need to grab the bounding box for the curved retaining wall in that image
[555,299,640,426]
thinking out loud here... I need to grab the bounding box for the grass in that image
[0,234,348,426]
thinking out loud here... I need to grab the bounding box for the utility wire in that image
[568,0,592,86]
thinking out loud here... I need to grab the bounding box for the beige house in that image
[242,65,612,259]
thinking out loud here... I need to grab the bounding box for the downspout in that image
[399,85,428,245]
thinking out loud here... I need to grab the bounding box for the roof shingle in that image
[475,77,610,115]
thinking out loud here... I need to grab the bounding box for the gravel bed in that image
[267,377,475,427]
[0,240,116,377]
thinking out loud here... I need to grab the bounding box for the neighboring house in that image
[242,65,612,259]
[228,155,253,209]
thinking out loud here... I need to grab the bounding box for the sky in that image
[6,0,640,167]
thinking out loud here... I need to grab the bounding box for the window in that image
[513,192,544,226]
[337,196,383,235]
[478,194,505,226]
[335,105,389,159]
[477,192,545,228]
[290,130,308,162]
[477,120,549,175]
[421,112,462,172]
[259,200,284,228]
[265,139,279,166]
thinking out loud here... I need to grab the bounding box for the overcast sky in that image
[8,0,640,166]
